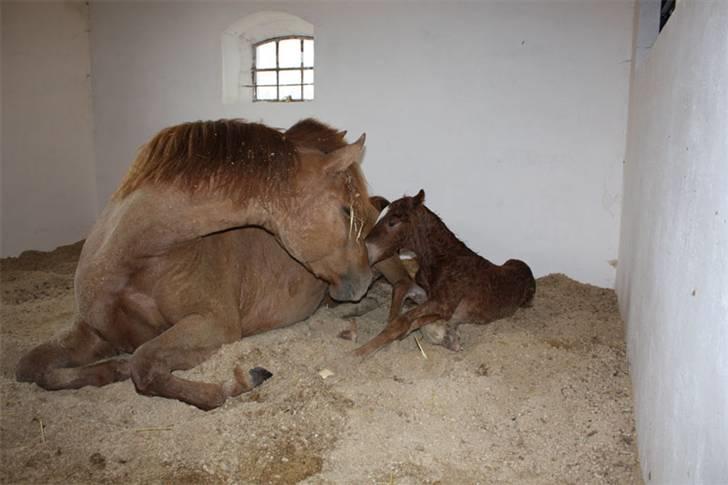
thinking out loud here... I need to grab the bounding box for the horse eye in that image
[342,206,352,218]
[388,218,400,228]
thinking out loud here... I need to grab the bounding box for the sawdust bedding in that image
[1,241,641,484]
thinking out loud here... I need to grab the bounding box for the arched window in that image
[253,36,314,102]
[221,12,314,104]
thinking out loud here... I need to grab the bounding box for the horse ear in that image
[369,195,390,212]
[413,189,425,207]
[323,134,365,174]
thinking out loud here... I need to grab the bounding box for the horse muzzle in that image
[329,268,373,302]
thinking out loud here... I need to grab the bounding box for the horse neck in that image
[408,207,470,273]
[108,186,290,257]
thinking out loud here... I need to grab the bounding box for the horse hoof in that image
[249,367,273,387]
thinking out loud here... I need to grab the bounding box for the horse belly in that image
[235,228,327,337]
[240,279,325,337]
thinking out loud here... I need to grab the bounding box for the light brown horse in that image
[16,119,382,410]
[355,190,536,357]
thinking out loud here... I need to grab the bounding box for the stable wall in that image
[1,1,97,257]
[89,1,634,287]
[617,0,728,482]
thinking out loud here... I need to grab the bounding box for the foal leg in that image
[419,323,462,352]
[16,320,126,389]
[129,315,271,410]
[353,301,445,358]
[387,280,427,322]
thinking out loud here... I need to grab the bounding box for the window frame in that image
[251,35,314,102]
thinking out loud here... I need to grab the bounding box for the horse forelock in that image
[285,118,348,154]
[114,119,299,201]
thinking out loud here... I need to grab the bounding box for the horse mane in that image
[115,119,298,200]
[115,118,371,229]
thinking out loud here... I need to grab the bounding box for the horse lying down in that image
[15,118,416,410]
[353,189,536,357]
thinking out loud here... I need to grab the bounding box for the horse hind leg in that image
[16,320,127,390]
[129,314,272,410]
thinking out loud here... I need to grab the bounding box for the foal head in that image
[364,189,426,266]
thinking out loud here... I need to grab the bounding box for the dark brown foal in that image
[354,189,535,357]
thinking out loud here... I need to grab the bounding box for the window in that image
[221,12,313,104]
[252,36,314,102]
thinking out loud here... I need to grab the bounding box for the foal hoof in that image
[249,367,273,387]
[420,324,462,352]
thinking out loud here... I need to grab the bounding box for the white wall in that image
[89,1,634,287]
[617,0,728,482]
[1,1,97,257]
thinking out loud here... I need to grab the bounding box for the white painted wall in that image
[89,1,633,287]
[1,1,97,257]
[617,0,728,482]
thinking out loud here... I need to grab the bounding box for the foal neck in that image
[409,206,470,268]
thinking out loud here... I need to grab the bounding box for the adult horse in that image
[16,118,380,410]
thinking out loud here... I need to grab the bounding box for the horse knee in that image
[16,343,71,385]
[406,283,427,305]
[129,351,162,395]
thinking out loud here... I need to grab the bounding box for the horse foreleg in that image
[353,301,443,358]
[129,315,271,410]
[16,320,123,389]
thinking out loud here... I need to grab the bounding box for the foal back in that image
[448,257,535,324]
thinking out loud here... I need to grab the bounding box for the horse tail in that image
[16,318,127,390]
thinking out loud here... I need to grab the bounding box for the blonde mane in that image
[115,118,371,237]
[115,119,298,200]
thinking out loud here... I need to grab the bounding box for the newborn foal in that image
[354,190,536,357]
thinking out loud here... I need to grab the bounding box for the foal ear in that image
[412,189,425,207]
[323,134,366,174]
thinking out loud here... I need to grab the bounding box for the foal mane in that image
[115,119,298,200]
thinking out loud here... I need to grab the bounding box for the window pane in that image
[303,39,314,68]
[256,86,277,101]
[279,70,301,86]
[278,39,301,68]
[255,42,276,69]
[303,69,314,84]
[303,84,314,100]
[256,70,277,86]
[279,85,302,101]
